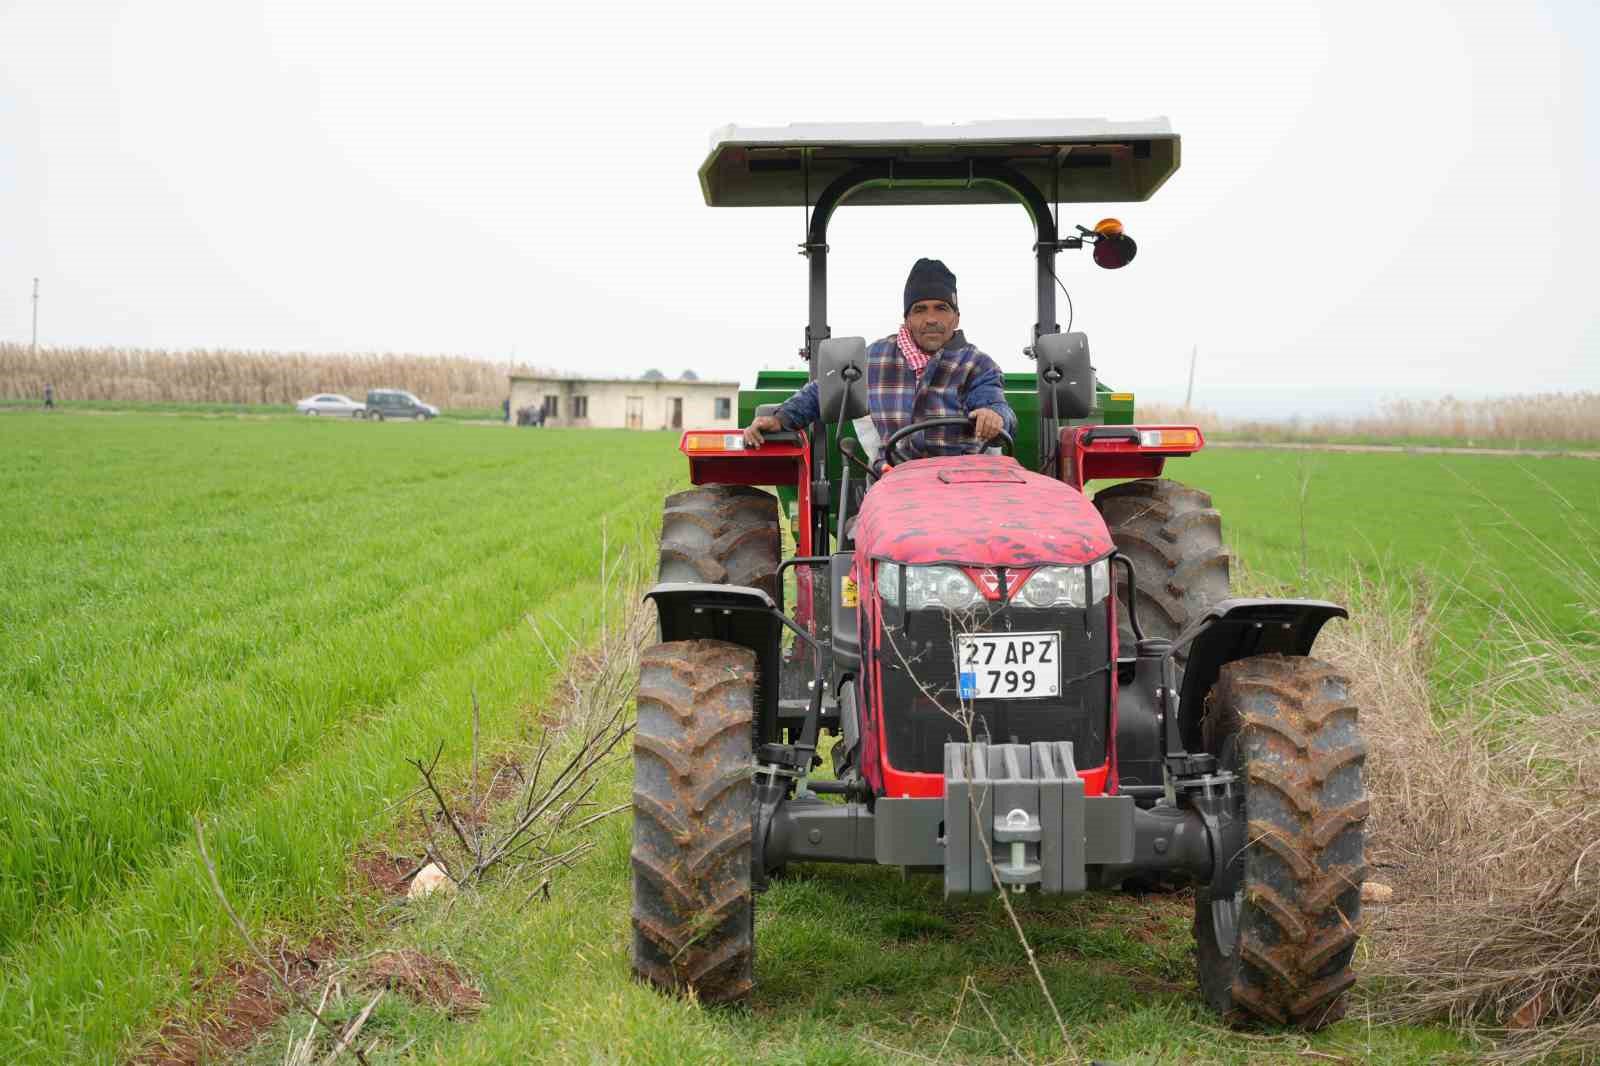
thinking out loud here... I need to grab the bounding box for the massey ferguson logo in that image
[970,568,1033,600]
[974,569,1002,599]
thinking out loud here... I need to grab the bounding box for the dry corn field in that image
[1141,392,1600,446]
[0,342,552,409]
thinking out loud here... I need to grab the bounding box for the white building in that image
[506,371,740,430]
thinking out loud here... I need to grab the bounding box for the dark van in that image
[364,389,439,421]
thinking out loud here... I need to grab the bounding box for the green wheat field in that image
[1,410,1595,1064]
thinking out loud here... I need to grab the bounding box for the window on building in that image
[572,396,588,419]
[543,395,559,417]
[714,397,732,420]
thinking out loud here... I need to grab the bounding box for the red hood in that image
[853,455,1113,567]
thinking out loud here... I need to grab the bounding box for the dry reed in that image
[1139,394,1600,446]
[0,342,561,410]
[1316,521,1600,1060]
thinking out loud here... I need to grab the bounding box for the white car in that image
[295,393,367,418]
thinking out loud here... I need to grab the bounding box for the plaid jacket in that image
[775,331,1017,459]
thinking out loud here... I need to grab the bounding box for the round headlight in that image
[938,569,976,609]
[1022,568,1062,607]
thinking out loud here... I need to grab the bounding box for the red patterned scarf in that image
[896,325,930,373]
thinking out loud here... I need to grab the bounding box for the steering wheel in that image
[882,416,1014,467]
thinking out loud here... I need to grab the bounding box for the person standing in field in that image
[43,383,54,410]
[502,396,510,423]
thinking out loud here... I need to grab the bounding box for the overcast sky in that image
[3,0,1595,415]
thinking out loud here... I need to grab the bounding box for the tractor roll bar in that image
[802,160,1065,365]
[800,161,1068,555]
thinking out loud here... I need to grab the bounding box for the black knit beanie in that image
[903,258,958,316]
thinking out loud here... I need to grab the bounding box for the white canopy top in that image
[699,118,1180,208]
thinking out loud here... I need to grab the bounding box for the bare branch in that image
[404,556,643,898]
[970,979,1032,1065]
[407,741,476,859]
[470,689,483,869]
[194,817,372,1066]
[320,989,382,1065]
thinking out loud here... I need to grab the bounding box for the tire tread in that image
[1093,478,1232,646]
[1194,654,1367,1030]
[658,486,780,598]
[630,639,755,1005]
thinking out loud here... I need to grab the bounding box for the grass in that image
[2,411,1592,1062]
[230,597,1475,1066]
[1323,559,1600,1063]
[1171,448,1600,677]
[0,412,681,1063]
[1207,430,1600,453]
[271,843,1468,1065]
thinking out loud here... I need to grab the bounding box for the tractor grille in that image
[877,603,1112,774]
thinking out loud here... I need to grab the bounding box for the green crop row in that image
[0,414,682,1063]
[1174,448,1599,677]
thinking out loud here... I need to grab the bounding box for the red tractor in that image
[632,121,1367,1029]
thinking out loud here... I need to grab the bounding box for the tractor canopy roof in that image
[854,456,1114,569]
[700,118,1179,208]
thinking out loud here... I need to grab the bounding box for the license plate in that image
[956,632,1060,700]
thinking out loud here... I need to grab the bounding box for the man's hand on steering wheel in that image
[969,407,1004,443]
[882,415,1013,467]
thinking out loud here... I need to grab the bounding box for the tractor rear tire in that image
[1194,654,1368,1029]
[658,486,780,599]
[630,639,756,1005]
[1093,478,1230,648]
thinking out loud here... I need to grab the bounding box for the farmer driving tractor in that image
[741,258,1016,462]
[640,121,1367,1030]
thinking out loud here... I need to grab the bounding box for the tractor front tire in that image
[658,485,780,599]
[1194,654,1368,1029]
[1093,478,1230,648]
[630,639,756,1005]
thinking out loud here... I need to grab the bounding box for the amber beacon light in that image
[1088,217,1138,269]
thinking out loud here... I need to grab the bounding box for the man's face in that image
[905,300,959,354]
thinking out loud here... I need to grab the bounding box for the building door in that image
[625,396,644,430]
[669,397,683,429]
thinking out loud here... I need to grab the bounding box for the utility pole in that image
[1184,343,1197,410]
[31,278,40,356]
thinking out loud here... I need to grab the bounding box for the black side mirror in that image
[1035,332,1095,420]
[816,337,868,422]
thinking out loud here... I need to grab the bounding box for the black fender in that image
[1170,597,1348,753]
[645,582,786,746]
